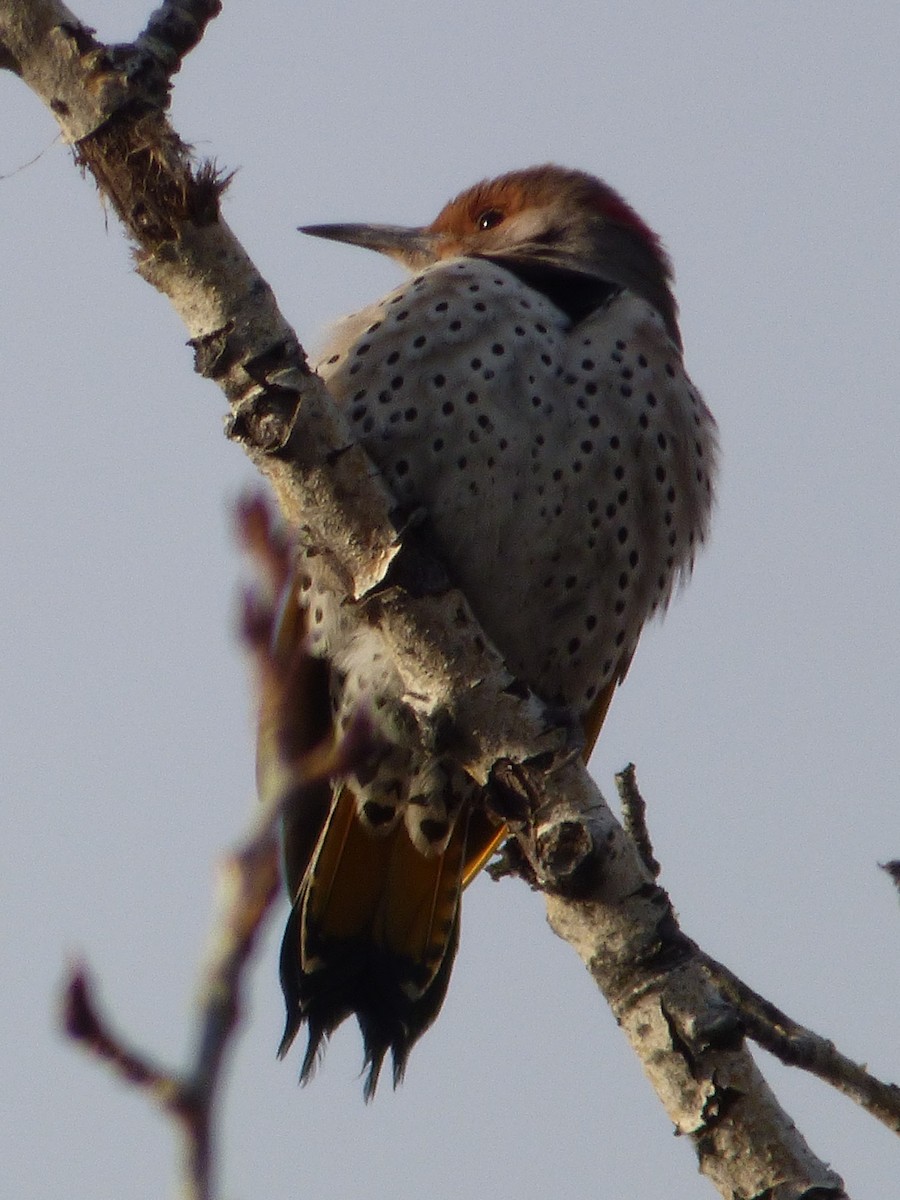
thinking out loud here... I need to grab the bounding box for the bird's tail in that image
[279,785,479,1098]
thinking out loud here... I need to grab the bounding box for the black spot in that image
[541,354,553,366]
[351,405,367,422]
[420,818,450,844]
[395,459,409,476]
[395,310,409,321]
[457,456,468,469]
[618,572,629,590]
[637,354,648,367]
[586,614,597,631]
[386,350,400,365]
[477,414,492,430]
[442,401,455,415]
[617,527,628,544]
[435,301,449,312]
[565,575,577,589]
[618,488,628,503]
[433,374,446,388]
[665,363,675,377]
[657,433,668,450]
[615,630,626,646]
[552,468,563,482]
[474,301,487,312]
[582,358,595,370]
[405,407,419,422]
[492,343,506,356]
[628,550,638,568]
[606,503,617,518]
[391,375,404,390]
[614,465,625,481]
[614,599,626,615]
[413,335,427,348]
[449,320,462,332]
[585,381,598,396]
[468,283,481,293]
[471,357,482,369]
[621,384,633,398]
[656,466,667,483]
[364,802,397,827]
[568,637,581,653]
[531,395,542,407]
[588,414,600,428]
[466,391,479,404]
[621,367,633,380]
[638,412,649,429]
[326,353,340,365]
[433,438,444,452]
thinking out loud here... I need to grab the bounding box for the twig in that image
[705,955,900,1136]
[615,762,660,877]
[62,493,357,1200]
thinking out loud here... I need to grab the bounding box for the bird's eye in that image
[476,208,504,231]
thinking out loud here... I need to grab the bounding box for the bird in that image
[266,164,718,1098]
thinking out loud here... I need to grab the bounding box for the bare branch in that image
[62,493,370,1200]
[5,4,888,1195]
[706,956,900,1135]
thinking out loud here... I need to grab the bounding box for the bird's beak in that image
[299,222,442,270]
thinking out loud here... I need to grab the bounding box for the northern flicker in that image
[269,164,717,1096]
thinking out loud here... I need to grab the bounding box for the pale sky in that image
[3,3,900,1197]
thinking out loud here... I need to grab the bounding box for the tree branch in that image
[5,3,887,1194]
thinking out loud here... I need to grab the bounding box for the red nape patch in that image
[583,177,665,253]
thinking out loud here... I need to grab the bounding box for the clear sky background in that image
[3,3,899,1197]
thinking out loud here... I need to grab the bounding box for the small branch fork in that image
[62,497,370,1200]
[4,4,897,1197]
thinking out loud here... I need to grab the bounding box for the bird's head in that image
[301,165,680,344]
